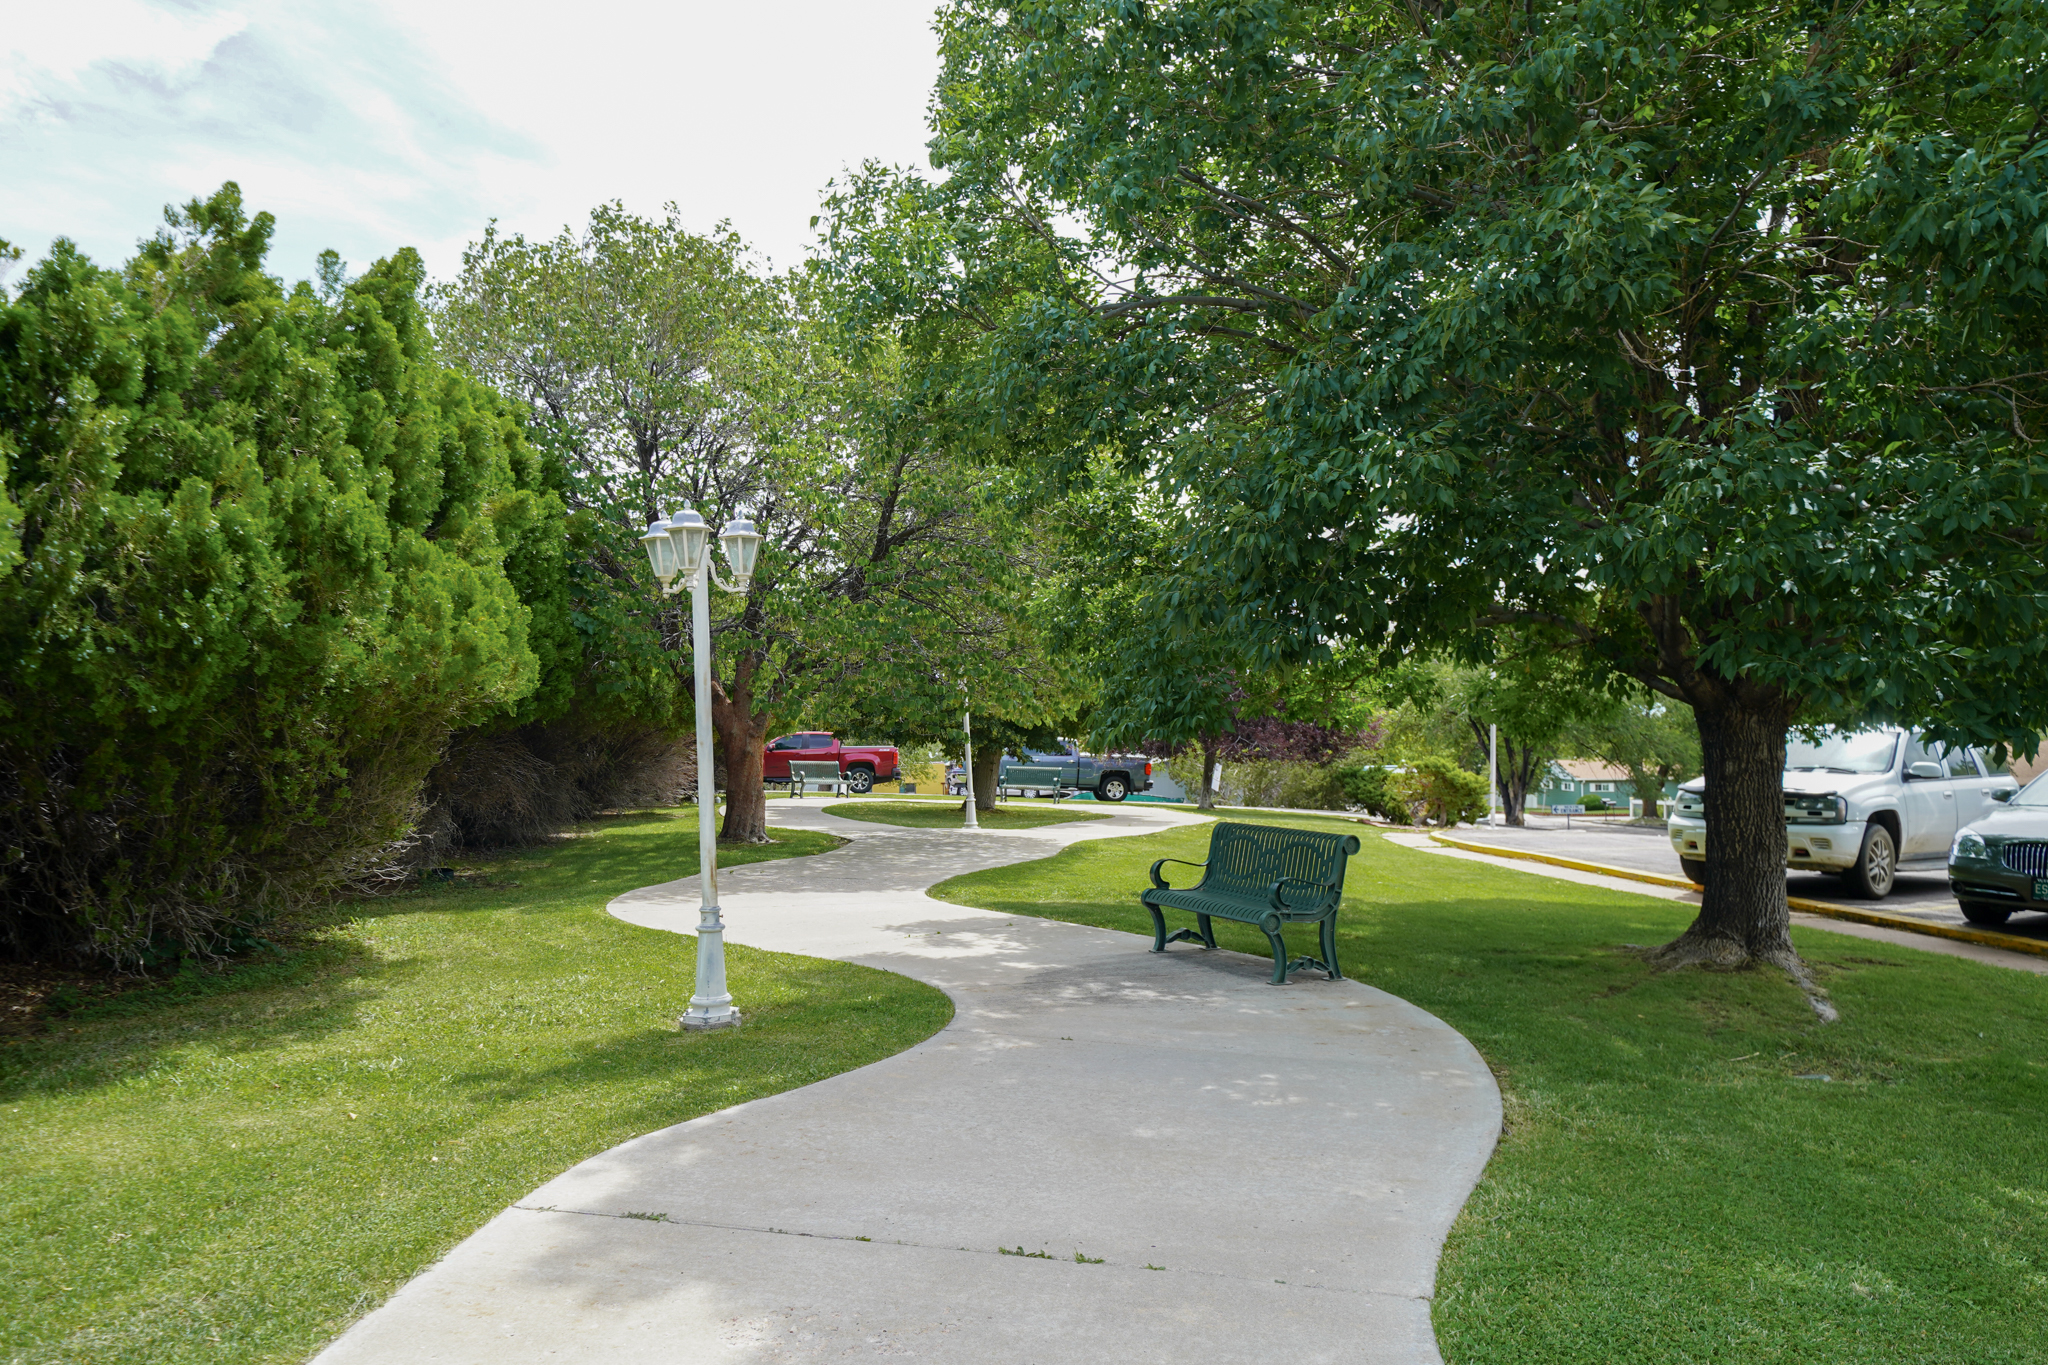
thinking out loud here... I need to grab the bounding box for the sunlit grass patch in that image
[1,812,950,1365]
[931,812,2048,1364]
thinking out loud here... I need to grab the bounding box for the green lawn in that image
[823,799,1108,830]
[1,813,951,1365]
[930,813,2048,1364]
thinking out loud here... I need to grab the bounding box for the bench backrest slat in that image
[1203,822,1360,910]
[1004,765,1068,786]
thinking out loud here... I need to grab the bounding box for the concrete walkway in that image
[314,804,1500,1364]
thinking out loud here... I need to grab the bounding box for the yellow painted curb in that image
[1426,833,2048,958]
[1428,834,1697,890]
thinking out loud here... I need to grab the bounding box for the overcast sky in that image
[2,0,943,289]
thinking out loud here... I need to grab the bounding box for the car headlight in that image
[1786,794,1848,825]
[1951,829,1987,862]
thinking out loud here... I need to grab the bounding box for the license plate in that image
[2036,879,2048,902]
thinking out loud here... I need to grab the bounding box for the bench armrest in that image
[1269,876,1338,910]
[1149,856,1208,890]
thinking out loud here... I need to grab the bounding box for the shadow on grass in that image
[0,815,842,1102]
[1,816,946,1365]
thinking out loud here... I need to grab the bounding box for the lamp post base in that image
[679,1007,743,1031]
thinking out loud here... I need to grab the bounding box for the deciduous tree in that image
[441,208,1026,840]
[1568,699,1703,817]
[908,0,2048,995]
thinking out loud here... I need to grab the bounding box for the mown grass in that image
[929,812,2048,1364]
[1,813,951,1365]
[822,799,1107,830]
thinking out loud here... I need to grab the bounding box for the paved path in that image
[315,804,1500,1364]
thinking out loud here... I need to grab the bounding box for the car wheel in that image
[1680,856,1706,886]
[1959,900,2013,927]
[1098,775,1130,803]
[1847,823,1897,899]
[847,767,874,795]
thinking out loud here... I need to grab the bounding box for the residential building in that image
[1536,759,1682,811]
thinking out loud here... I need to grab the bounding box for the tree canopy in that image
[855,0,2048,978]
[440,206,1043,839]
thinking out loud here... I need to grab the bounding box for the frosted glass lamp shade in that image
[639,516,678,581]
[720,519,763,581]
[666,506,712,576]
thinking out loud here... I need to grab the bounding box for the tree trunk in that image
[711,672,771,844]
[1466,719,1536,825]
[1629,767,1666,816]
[972,743,1001,813]
[1650,692,1802,972]
[1194,735,1220,811]
[1508,743,1543,825]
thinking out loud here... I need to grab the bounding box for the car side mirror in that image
[1906,761,1944,780]
[1991,787,2017,803]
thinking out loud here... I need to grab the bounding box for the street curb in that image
[1427,833,2048,958]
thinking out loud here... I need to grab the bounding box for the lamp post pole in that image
[680,556,732,1029]
[640,505,762,1032]
[960,700,980,831]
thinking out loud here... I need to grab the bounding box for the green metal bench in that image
[1141,822,1362,984]
[999,764,1071,799]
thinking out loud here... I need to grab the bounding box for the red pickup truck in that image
[762,732,901,795]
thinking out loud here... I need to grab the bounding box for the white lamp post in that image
[960,694,979,831]
[640,504,763,1030]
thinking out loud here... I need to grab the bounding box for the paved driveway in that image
[1448,817,2048,943]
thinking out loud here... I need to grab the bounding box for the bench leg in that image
[1149,906,1214,953]
[1263,925,1291,984]
[1321,917,1343,981]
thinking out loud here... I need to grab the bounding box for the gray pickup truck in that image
[1666,727,2019,898]
[997,746,1155,803]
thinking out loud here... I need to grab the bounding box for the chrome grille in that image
[1999,841,2048,877]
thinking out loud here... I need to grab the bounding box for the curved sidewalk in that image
[315,803,1500,1364]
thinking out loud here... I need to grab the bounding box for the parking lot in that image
[1447,814,2048,944]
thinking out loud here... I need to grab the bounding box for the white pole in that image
[680,564,738,1030]
[961,705,980,830]
[1489,723,1499,827]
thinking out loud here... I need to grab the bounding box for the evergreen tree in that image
[0,186,543,962]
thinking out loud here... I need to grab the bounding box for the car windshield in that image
[2011,773,2048,808]
[1784,730,1899,774]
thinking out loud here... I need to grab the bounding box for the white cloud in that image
[1,0,248,113]
[1,0,942,285]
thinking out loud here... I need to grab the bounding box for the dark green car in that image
[1947,771,2048,926]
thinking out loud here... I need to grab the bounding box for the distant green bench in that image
[788,760,846,798]
[999,764,1072,799]
[1141,822,1361,984]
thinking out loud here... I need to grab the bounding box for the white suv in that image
[1666,729,2018,898]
